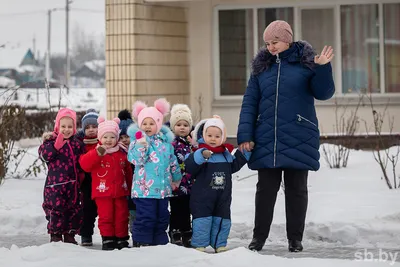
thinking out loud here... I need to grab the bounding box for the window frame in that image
[213,0,400,99]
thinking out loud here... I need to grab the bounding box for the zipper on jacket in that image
[46,180,76,188]
[297,114,317,127]
[273,54,281,167]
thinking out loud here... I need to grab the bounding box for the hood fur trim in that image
[251,40,316,75]
[127,123,174,143]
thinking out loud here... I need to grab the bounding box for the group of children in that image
[38,98,251,252]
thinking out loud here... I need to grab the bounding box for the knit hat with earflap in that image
[97,117,121,140]
[202,115,227,146]
[263,20,293,44]
[118,109,133,136]
[81,108,99,130]
[132,98,170,134]
[169,104,193,130]
[54,108,77,135]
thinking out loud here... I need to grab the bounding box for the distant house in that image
[0,48,43,87]
[71,60,105,88]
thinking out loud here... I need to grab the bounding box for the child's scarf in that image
[197,143,234,153]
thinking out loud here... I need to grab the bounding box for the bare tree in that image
[322,94,362,168]
[363,94,400,189]
[71,24,105,67]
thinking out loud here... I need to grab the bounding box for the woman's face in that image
[265,40,290,56]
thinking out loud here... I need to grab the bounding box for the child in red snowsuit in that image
[79,117,132,250]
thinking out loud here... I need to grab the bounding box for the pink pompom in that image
[154,98,170,116]
[135,131,143,139]
[132,101,148,120]
[113,118,120,125]
[97,116,105,124]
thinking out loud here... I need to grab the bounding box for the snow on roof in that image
[0,76,16,88]
[84,60,105,75]
[0,45,32,69]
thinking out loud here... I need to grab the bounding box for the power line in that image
[0,10,46,17]
[0,7,103,18]
[71,8,104,14]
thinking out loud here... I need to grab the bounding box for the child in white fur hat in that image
[168,104,194,247]
[184,115,251,253]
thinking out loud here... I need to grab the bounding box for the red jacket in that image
[79,148,133,199]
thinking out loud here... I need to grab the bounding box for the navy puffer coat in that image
[237,41,335,171]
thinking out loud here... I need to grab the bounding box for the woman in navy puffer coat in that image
[237,20,335,253]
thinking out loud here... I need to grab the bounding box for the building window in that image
[384,3,400,93]
[341,4,379,94]
[218,9,253,96]
[301,8,335,76]
[216,3,400,97]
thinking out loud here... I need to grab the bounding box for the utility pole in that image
[45,9,52,82]
[32,35,36,57]
[65,0,70,91]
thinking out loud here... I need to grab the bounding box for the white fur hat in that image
[169,104,193,129]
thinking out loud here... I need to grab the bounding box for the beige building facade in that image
[105,0,400,137]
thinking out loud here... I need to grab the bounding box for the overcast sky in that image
[0,0,105,56]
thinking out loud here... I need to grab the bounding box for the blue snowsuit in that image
[184,121,250,249]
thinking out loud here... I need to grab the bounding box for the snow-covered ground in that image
[0,88,107,115]
[0,143,399,266]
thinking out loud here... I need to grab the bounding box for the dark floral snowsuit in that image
[38,136,85,235]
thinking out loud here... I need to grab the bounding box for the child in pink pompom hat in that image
[127,98,182,247]
[79,117,133,251]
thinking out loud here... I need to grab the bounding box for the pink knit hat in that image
[54,108,77,134]
[132,98,170,133]
[263,20,293,44]
[97,117,121,140]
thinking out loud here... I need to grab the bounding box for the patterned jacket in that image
[127,124,182,199]
[171,136,193,196]
[38,136,85,204]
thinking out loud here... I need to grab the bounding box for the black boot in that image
[50,234,63,243]
[81,236,93,246]
[288,240,303,252]
[102,236,116,251]
[169,230,183,246]
[248,237,266,251]
[116,236,130,250]
[132,240,151,247]
[182,230,192,248]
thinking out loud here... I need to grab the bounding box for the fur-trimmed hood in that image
[127,123,174,143]
[191,119,208,147]
[251,40,316,76]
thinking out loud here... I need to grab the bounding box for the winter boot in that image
[50,234,63,243]
[63,233,78,245]
[102,236,116,251]
[132,240,151,247]
[288,240,303,252]
[169,229,182,246]
[116,236,130,250]
[81,236,93,246]
[248,237,266,251]
[215,246,228,253]
[182,230,192,248]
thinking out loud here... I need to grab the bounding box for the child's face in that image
[120,134,130,146]
[100,132,117,149]
[174,120,190,137]
[204,126,222,147]
[59,117,74,139]
[85,124,98,138]
[140,118,157,136]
